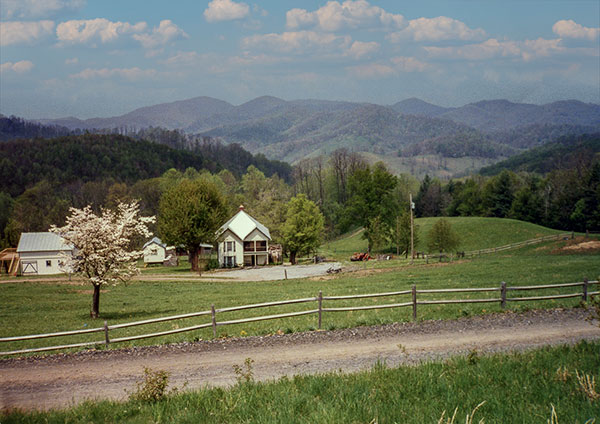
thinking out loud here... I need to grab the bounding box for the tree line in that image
[1,132,597,258]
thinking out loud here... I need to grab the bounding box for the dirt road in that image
[1,308,598,412]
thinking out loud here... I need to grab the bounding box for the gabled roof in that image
[217,207,271,241]
[143,237,166,250]
[17,232,73,253]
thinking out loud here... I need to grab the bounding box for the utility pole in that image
[410,193,415,264]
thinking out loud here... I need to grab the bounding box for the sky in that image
[1,0,599,119]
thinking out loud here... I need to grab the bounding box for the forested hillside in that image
[32,96,600,178]
[480,133,600,175]
[0,134,291,198]
[0,115,74,141]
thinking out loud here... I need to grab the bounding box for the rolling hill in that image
[32,96,600,176]
[321,217,562,258]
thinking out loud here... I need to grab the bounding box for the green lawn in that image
[1,229,598,355]
[4,341,599,423]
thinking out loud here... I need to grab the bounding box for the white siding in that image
[143,242,166,263]
[218,230,243,267]
[19,251,72,275]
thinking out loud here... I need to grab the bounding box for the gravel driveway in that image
[1,308,598,412]
[208,262,342,281]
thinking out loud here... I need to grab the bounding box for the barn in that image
[16,232,73,275]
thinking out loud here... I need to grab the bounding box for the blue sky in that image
[1,0,598,119]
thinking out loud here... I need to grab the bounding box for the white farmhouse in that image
[17,232,73,275]
[216,206,271,267]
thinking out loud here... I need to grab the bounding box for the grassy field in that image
[4,341,599,423]
[0,218,597,355]
[320,216,563,260]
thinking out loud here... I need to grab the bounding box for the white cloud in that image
[553,20,599,41]
[204,0,250,22]
[242,30,351,54]
[424,37,564,62]
[1,0,84,19]
[391,56,430,72]
[388,16,486,42]
[0,60,34,74]
[162,51,201,66]
[65,57,78,64]
[286,0,404,32]
[132,20,187,48]
[70,67,157,80]
[346,41,379,59]
[0,20,55,46]
[56,18,147,44]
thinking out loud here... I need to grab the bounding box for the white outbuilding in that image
[216,206,271,268]
[17,232,73,275]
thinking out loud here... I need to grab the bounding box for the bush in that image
[129,367,172,403]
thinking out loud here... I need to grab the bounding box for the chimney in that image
[239,205,245,211]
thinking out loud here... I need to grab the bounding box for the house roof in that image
[17,232,73,253]
[217,207,271,241]
[143,237,166,250]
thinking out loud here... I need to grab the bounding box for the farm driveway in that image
[1,308,599,412]
[138,262,342,282]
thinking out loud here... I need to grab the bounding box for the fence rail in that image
[424,233,572,262]
[1,278,598,356]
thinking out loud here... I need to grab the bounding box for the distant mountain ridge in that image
[29,95,600,167]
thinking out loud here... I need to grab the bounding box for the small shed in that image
[143,237,168,264]
[16,232,73,275]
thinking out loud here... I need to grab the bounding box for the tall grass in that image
[4,341,599,423]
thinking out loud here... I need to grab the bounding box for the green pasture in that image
[320,216,564,260]
[4,341,599,423]
[0,220,598,355]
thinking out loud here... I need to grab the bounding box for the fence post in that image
[284,269,288,280]
[412,284,417,321]
[318,290,323,330]
[500,281,507,309]
[425,255,428,264]
[211,304,217,338]
[583,278,588,302]
[104,320,109,347]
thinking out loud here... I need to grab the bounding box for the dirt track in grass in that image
[1,308,599,412]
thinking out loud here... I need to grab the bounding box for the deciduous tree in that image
[427,218,460,255]
[281,194,324,265]
[158,178,228,271]
[51,201,154,318]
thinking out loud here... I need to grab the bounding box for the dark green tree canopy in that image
[158,177,228,271]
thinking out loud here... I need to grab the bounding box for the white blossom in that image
[50,201,155,287]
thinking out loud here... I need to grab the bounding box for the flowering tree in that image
[51,201,155,318]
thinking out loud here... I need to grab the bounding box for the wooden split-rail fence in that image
[1,278,598,357]
[424,232,573,262]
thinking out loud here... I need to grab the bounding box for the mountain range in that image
[33,96,600,172]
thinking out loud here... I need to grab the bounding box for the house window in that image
[150,248,158,255]
[256,240,267,251]
[226,241,235,252]
[46,260,52,267]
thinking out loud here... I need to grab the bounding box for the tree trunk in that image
[91,284,101,318]
[289,251,297,265]
[189,248,199,272]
